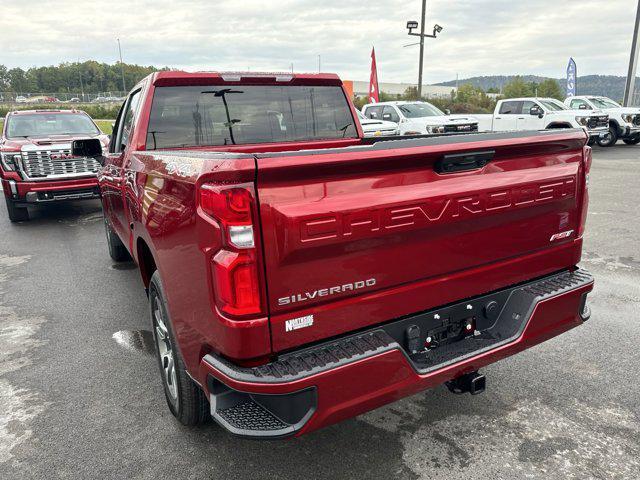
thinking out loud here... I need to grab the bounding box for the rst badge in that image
[550,230,574,242]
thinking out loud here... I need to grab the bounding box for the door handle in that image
[435,150,495,174]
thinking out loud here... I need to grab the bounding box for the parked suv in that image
[362,101,478,135]
[0,110,109,221]
[565,96,640,146]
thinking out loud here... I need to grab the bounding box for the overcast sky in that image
[1,0,638,84]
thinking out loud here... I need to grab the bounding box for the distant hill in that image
[436,75,636,101]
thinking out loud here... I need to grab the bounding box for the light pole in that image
[406,0,443,99]
[117,38,127,92]
[623,0,640,106]
[78,57,85,102]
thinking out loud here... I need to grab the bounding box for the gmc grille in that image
[444,123,479,134]
[20,149,101,180]
[587,116,609,129]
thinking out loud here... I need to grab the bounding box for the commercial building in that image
[348,80,456,99]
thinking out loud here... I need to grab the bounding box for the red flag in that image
[369,47,380,104]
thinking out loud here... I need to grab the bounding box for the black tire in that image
[623,136,640,145]
[104,216,132,262]
[4,196,29,222]
[149,271,209,426]
[597,125,618,147]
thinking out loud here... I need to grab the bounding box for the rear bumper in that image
[200,269,593,438]
[2,177,99,203]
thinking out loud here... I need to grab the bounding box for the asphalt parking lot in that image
[0,146,639,480]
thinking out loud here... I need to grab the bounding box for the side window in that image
[570,99,589,110]
[382,106,400,123]
[365,106,383,119]
[114,90,142,153]
[521,100,537,115]
[108,102,126,154]
[499,101,521,115]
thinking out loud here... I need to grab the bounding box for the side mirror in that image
[445,109,451,115]
[578,104,588,110]
[530,106,543,117]
[72,138,105,165]
[382,113,392,121]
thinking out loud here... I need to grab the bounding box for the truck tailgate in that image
[255,130,588,352]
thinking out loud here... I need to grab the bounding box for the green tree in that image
[0,61,167,94]
[402,86,420,101]
[537,78,563,100]
[501,77,534,99]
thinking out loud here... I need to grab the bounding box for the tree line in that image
[353,76,564,113]
[0,61,166,94]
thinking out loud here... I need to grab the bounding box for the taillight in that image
[200,183,264,318]
[578,146,592,237]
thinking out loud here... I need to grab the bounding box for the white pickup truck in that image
[564,96,640,146]
[476,98,609,144]
[362,101,478,136]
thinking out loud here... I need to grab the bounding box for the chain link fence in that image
[0,91,127,105]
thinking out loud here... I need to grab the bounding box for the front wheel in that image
[4,196,29,222]
[623,136,640,145]
[597,126,618,147]
[149,272,209,426]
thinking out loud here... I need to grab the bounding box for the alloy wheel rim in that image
[601,131,614,146]
[153,297,178,401]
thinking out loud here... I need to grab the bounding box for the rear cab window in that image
[145,85,358,149]
[499,101,522,115]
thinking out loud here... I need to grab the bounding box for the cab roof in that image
[150,71,343,87]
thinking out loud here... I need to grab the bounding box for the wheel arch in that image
[545,122,573,129]
[609,118,622,134]
[136,237,157,290]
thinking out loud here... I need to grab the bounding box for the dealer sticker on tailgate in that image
[285,315,314,332]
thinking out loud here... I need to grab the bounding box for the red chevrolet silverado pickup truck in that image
[75,71,594,439]
[0,109,109,222]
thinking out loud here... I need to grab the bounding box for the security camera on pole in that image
[406,0,443,99]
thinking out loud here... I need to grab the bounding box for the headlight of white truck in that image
[623,114,635,124]
[426,125,445,134]
[575,116,590,127]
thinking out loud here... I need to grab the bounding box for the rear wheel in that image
[597,125,618,147]
[4,197,29,222]
[104,216,131,262]
[149,271,209,426]
[623,136,640,145]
